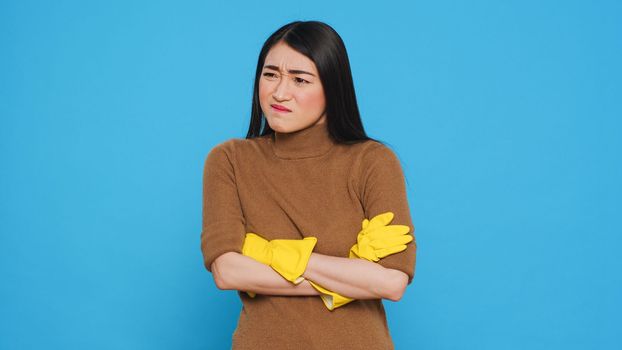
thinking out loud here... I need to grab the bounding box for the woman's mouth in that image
[271,104,291,112]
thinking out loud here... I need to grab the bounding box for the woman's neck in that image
[271,122,336,159]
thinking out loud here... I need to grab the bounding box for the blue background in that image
[1,0,620,349]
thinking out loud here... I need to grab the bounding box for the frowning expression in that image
[259,41,327,133]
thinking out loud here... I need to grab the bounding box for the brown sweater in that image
[201,121,417,349]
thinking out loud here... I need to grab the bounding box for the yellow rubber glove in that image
[308,211,413,310]
[241,232,318,297]
[307,280,354,310]
[349,211,413,261]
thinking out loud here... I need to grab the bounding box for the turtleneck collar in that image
[271,122,337,160]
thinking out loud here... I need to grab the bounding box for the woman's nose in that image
[272,76,292,101]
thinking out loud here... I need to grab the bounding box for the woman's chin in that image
[266,118,294,133]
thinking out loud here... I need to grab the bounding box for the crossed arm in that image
[203,142,413,303]
[211,251,409,302]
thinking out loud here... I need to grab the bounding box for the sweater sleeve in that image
[357,142,417,284]
[200,141,247,273]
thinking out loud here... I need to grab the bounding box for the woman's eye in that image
[294,77,309,85]
[262,72,308,85]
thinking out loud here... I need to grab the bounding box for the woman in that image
[201,20,417,349]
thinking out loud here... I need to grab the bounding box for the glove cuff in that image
[270,237,318,284]
[288,237,318,284]
[308,280,355,311]
[348,244,360,259]
[242,233,273,265]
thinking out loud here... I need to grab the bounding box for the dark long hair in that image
[245,20,382,145]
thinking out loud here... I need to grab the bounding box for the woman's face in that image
[259,41,326,133]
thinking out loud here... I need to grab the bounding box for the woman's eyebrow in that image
[263,65,316,77]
